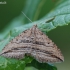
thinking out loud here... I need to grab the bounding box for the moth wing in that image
[0,28,32,59]
[0,25,64,63]
[31,27,64,63]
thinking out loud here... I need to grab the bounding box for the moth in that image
[0,25,64,63]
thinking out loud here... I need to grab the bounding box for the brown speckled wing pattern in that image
[0,25,64,63]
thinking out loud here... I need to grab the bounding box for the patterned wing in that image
[0,28,33,59]
[0,25,64,63]
[31,26,64,63]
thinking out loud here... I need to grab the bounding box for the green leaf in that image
[0,56,25,70]
[26,59,57,70]
[8,0,70,38]
[0,56,33,70]
[1,0,70,70]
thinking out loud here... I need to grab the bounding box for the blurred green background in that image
[0,0,70,70]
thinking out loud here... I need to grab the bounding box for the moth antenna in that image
[21,11,33,23]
